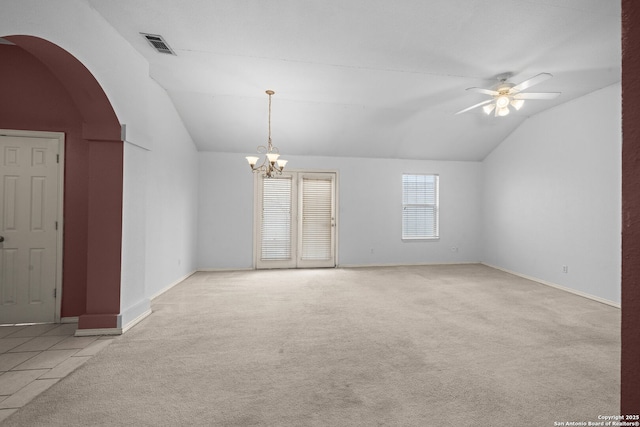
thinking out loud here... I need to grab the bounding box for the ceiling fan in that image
[455,73,561,117]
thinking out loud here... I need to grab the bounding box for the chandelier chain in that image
[268,91,272,148]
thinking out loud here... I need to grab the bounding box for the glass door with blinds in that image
[255,171,336,269]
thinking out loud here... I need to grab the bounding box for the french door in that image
[255,171,336,269]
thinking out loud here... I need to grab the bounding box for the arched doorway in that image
[0,35,123,331]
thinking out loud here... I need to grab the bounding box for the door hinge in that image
[53,288,57,298]
[56,154,60,163]
[55,221,58,230]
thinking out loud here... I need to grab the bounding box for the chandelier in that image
[245,90,288,178]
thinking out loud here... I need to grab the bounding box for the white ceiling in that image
[89,0,620,161]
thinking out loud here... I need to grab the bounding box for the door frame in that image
[252,169,339,269]
[1,129,65,323]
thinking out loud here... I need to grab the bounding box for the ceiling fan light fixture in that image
[483,104,496,115]
[455,73,559,117]
[496,95,510,109]
[511,99,525,110]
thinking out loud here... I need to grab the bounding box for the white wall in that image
[198,153,481,269]
[121,81,199,326]
[481,84,621,304]
[142,83,199,298]
[2,0,200,327]
[120,142,149,326]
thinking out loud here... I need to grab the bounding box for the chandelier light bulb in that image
[266,152,280,164]
[483,104,495,115]
[511,99,525,110]
[496,95,510,109]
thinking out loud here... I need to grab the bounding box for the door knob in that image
[0,236,4,242]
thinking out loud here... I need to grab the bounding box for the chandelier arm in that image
[259,157,269,171]
[250,157,267,173]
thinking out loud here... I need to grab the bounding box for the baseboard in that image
[195,263,480,271]
[72,309,151,337]
[122,308,152,334]
[150,270,197,301]
[483,263,621,308]
[61,317,78,324]
[338,261,481,268]
[75,328,122,337]
[119,298,150,327]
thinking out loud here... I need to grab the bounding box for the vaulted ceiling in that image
[89,0,620,161]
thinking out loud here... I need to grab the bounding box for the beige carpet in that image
[2,264,620,426]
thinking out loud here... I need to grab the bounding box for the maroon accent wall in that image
[0,36,123,330]
[83,140,123,329]
[621,0,640,413]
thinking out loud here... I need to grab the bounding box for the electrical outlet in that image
[451,247,458,252]
[562,265,568,273]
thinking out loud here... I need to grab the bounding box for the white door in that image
[0,134,61,324]
[297,173,336,268]
[256,171,336,269]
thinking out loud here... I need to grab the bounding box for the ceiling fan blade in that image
[466,87,499,96]
[509,73,553,93]
[455,99,494,115]
[513,92,560,100]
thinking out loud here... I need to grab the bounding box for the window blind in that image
[402,174,439,239]
[301,177,332,260]
[261,177,292,260]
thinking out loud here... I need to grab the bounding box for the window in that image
[402,174,439,239]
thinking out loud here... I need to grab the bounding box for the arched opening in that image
[0,35,123,330]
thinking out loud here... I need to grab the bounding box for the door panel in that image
[1,249,18,305]
[0,135,59,323]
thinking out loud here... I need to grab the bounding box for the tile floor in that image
[0,323,115,423]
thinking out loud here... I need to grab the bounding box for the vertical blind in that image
[301,177,332,260]
[402,174,439,239]
[261,177,292,260]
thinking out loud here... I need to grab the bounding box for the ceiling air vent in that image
[140,33,176,55]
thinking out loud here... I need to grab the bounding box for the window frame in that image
[401,173,440,241]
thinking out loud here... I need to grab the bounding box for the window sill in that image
[402,237,440,242]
